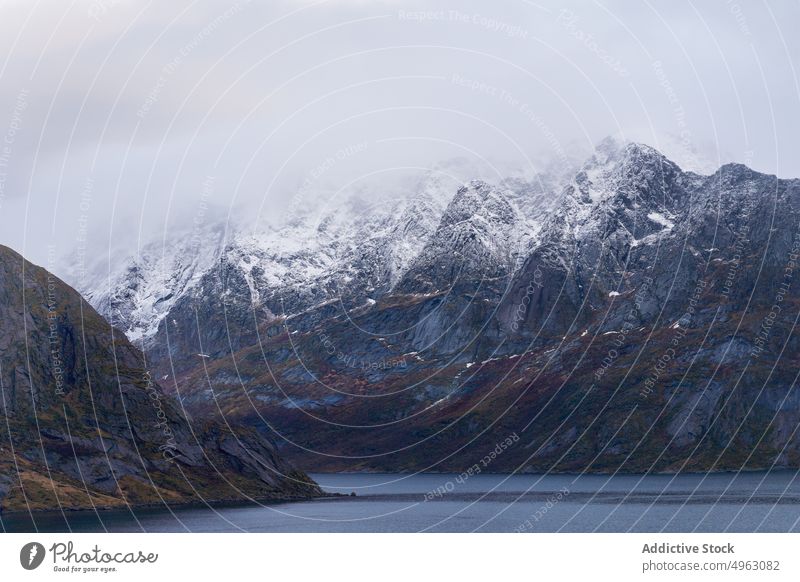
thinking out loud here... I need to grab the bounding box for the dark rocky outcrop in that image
[0,245,320,512]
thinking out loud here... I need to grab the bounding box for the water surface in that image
[4,471,800,532]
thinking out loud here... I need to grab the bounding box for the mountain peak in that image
[439,180,518,230]
[592,136,667,167]
[715,161,763,179]
[568,138,676,207]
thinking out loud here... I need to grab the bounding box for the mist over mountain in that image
[3,0,798,279]
[67,137,800,474]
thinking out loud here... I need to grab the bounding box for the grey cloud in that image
[0,0,797,270]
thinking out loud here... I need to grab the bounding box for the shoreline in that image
[5,468,797,519]
[0,492,347,519]
[309,468,799,477]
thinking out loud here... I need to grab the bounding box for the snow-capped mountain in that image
[76,220,231,342]
[74,159,565,348]
[62,137,800,475]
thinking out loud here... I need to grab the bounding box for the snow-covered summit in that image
[77,221,231,342]
[72,140,658,343]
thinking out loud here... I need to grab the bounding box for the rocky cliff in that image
[0,245,320,512]
[75,139,800,474]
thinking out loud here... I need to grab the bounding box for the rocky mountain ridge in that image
[69,138,800,474]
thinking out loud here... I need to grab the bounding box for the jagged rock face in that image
[79,221,231,343]
[500,142,800,343]
[85,165,558,380]
[498,140,695,340]
[0,245,320,512]
[76,166,466,350]
[396,180,531,294]
[138,194,453,378]
[75,139,800,474]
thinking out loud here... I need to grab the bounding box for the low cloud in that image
[0,0,797,270]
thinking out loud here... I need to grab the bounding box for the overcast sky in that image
[0,0,798,273]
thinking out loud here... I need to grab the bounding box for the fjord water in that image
[4,472,800,533]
